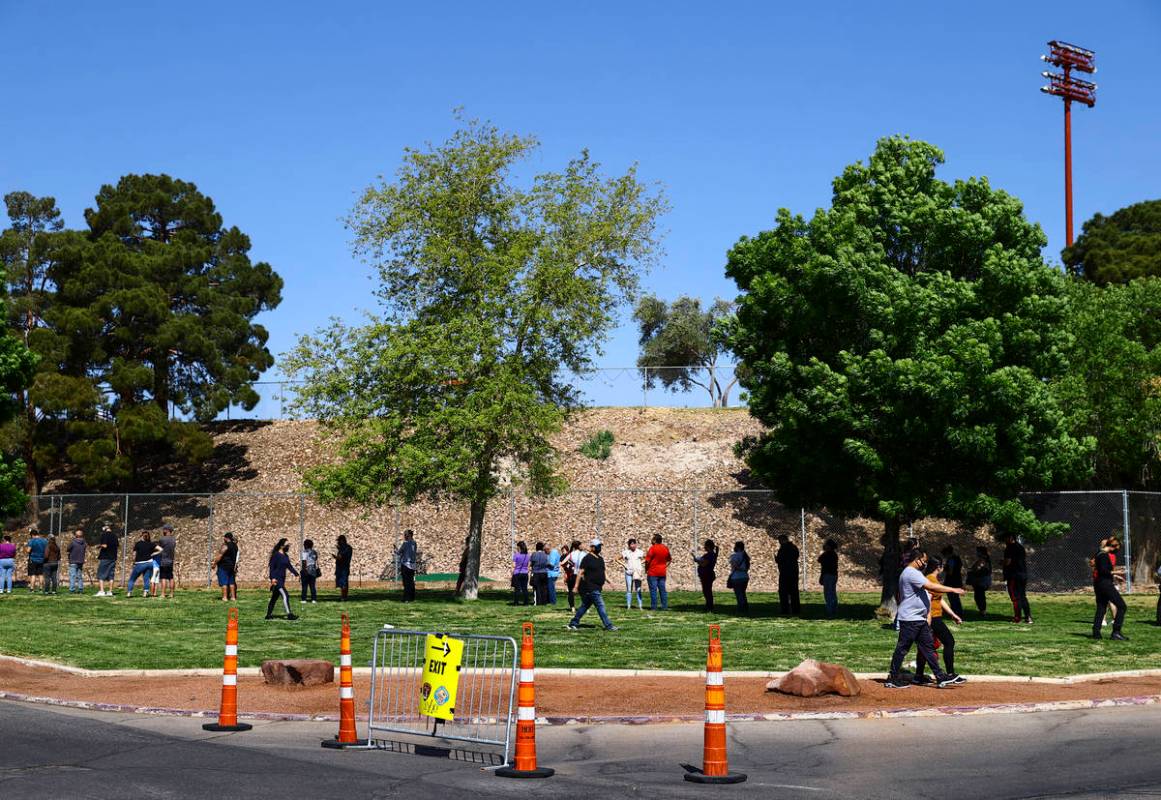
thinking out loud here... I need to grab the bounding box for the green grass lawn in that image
[1,587,1159,676]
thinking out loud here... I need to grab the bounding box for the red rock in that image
[766,658,861,697]
[260,659,334,687]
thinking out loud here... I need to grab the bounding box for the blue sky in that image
[3,1,1159,410]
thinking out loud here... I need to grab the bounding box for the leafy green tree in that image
[38,174,283,487]
[1063,199,1161,284]
[1054,278,1161,488]
[285,119,666,599]
[633,295,738,406]
[726,136,1092,609]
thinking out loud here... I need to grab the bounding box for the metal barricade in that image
[366,628,519,767]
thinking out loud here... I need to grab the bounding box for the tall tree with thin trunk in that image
[285,118,666,599]
[633,295,738,407]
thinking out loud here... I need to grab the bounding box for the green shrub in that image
[579,429,614,460]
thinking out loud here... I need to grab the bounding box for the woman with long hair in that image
[511,540,531,606]
[692,539,717,611]
[334,535,353,602]
[728,541,750,614]
[266,538,299,620]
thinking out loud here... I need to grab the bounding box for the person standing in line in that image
[941,545,964,617]
[266,538,299,620]
[398,529,418,602]
[334,535,353,602]
[884,548,966,689]
[966,546,992,617]
[775,534,801,615]
[545,542,561,606]
[149,533,163,597]
[156,523,177,599]
[727,541,750,614]
[95,524,119,596]
[25,528,46,593]
[563,542,583,611]
[618,538,645,610]
[692,539,717,612]
[300,539,320,603]
[126,532,159,597]
[215,532,239,602]
[818,539,839,618]
[1092,537,1128,641]
[567,538,617,632]
[42,533,61,595]
[912,556,967,685]
[530,542,550,606]
[1002,532,1033,624]
[1155,556,1161,626]
[0,534,16,594]
[644,534,671,611]
[67,528,87,594]
[511,540,531,606]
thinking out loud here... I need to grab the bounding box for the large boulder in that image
[766,659,861,697]
[261,659,335,687]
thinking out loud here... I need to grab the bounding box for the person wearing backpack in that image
[300,539,320,603]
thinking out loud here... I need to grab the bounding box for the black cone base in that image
[683,772,748,784]
[202,722,253,732]
[496,766,555,779]
[321,738,365,749]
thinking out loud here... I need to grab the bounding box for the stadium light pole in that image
[1040,40,1097,247]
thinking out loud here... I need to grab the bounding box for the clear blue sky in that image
[3,1,1159,409]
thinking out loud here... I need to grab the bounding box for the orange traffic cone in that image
[496,623,553,778]
[683,624,745,784]
[322,613,362,748]
[203,607,252,732]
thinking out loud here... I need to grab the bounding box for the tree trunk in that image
[877,517,902,617]
[458,499,486,600]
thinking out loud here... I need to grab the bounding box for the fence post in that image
[508,491,516,554]
[643,367,649,408]
[206,494,215,587]
[800,508,807,585]
[1122,489,1132,594]
[121,494,130,588]
[298,494,307,570]
[595,492,603,538]
[691,489,699,559]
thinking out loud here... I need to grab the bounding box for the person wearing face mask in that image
[1092,536,1128,641]
[884,548,966,690]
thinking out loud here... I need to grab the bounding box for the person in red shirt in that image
[644,534,671,611]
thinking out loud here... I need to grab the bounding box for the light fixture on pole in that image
[1040,40,1096,247]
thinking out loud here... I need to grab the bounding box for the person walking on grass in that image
[155,523,177,599]
[67,528,87,594]
[884,548,966,689]
[692,539,717,612]
[300,539,320,604]
[775,534,801,615]
[266,538,299,620]
[645,533,671,611]
[530,542,550,606]
[215,532,239,602]
[563,541,583,611]
[818,539,839,618]
[567,538,617,632]
[511,540,531,606]
[941,545,964,617]
[1092,537,1128,641]
[127,532,159,597]
[966,546,992,617]
[728,541,750,614]
[398,529,418,602]
[912,556,966,685]
[25,528,45,593]
[1003,532,1032,624]
[0,534,16,594]
[546,541,561,606]
[96,524,119,597]
[334,535,353,602]
[42,533,61,595]
[618,538,645,610]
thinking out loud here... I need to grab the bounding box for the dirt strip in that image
[2,661,1160,720]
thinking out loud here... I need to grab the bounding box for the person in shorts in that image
[96,524,119,596]
[156,523,177,599]
[25,528,46,593]
[214,532,238,602]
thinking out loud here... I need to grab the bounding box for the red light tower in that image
[1040,40,1097,247]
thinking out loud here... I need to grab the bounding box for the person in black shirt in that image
[96,524,120,596]
[334,535,353,602]
[818,539,840,618]
[1092,537,1127,640]
[941,545,964,617]
[1002,533,1032,624]
[966,546,992,617]
[775,534,801,615]
[215,532,239,602]
[127,532,160,597]
[266,538,299,620]
[692,539,717,611]
[567,539,616,631]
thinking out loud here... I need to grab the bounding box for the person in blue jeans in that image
[0,534,16,593]
[126,532,160,597]
[546,544,561,605]
[567,539,617,631]
[644,534,671,611]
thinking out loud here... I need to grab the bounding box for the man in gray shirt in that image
[157,523,177,599]
[885,548,966,689]
[398,529,417,603]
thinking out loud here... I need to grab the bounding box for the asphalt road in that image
[3,700,1161,799]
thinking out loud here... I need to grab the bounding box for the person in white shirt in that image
[617,538,645,610]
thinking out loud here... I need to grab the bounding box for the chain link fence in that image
[17,489,1157,594]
